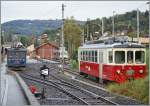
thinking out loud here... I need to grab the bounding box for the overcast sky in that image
[1,1,149,23]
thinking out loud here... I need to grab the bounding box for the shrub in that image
[106,76,149,104]
[69,59,78,69]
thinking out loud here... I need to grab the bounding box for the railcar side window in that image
[92,51,95,62]
[80,51,82,60]
[86,51,88,61]
[95,51,97,62]
[89,51,91,61]
[127,51,133,64]
[81,51,83,60]
[115,51,125,64]
[83,51,85,61]
[109,51,113,63]
[135,51,145,64]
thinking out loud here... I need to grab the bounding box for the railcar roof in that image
[79,42,145,49]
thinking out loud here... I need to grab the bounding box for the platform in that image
[0,58,39,106]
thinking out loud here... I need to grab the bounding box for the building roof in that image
[35,42,59,50]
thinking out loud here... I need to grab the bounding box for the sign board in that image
[41,69,49,76]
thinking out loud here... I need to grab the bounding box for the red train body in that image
[78,38,146,83]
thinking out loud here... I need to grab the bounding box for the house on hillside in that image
[34,42,59,60]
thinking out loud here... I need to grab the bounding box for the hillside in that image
[1,19,85,36]
[84,10,149,40]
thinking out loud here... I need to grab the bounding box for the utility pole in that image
[112,11,115,37]
[87,24,89,41]
[61,4,65,72]
[83,29,85,45]
[137,8,140,43]
[146,2,150,71]
[101,18,104,36]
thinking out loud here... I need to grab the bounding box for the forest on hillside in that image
[84,10,149,41]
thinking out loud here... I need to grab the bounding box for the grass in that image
[106,48,149,105]
[106,76,149,104]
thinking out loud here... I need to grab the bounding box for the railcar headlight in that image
[139,70,144,74]
[116,70,121,74]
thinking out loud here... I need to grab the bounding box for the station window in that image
[109,51,113,63]
[115,51,125,64]
[127,51,133,64]
[135,51,145,64]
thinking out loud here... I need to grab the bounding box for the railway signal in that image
[40,64,49,79]
[40,64,49,103]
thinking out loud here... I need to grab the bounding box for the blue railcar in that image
[7,48,27,67]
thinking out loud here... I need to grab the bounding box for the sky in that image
[1,1,149,23]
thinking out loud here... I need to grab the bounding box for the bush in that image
[69,59,78,69]
[106,76,149,104]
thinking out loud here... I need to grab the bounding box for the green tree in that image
[42,29,58,42]
[20,36,32,47]
[64,17,82,58]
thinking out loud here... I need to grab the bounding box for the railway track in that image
[42,61,143,105]
[22,60,143,105]
[20,72,118,105]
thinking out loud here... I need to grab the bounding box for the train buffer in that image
[1,60,39,106]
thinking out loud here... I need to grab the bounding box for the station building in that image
[34,42,59,60]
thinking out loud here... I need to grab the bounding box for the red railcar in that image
[78,38,146,83]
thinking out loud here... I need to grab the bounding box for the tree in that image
[64,17,82,58]
[42,29,58,42]
[1,35,4,45]
[20,36,32,47]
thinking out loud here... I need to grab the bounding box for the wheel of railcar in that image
[83,73,88,78]
[96,77,99,83]
[79,72,84,75]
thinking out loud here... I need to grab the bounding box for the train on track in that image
[7,42,27,69]
[78,36,146,83]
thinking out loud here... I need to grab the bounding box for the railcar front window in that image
[115,51,125,64]
[127,51,133,64]
[135,51,145,64]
